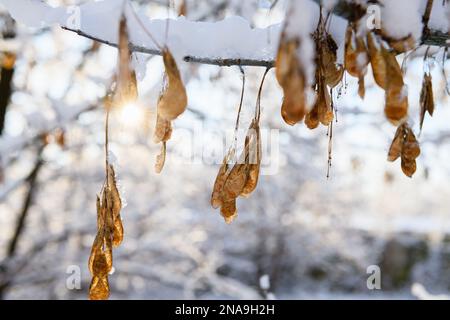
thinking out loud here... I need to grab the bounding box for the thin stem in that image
[165,0,172,45]
[105,109,110,174]
[255,67,270,122]
[233,66,246,148]
[128,3,163,50]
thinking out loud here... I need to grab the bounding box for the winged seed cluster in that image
[275,7,440,178]
[87,6,443,299]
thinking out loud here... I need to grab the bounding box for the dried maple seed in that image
[113,15,138,107]
[344,24,368,79]
[387,123,420,177]
[322,35,343,88]
[401,158,417,178]
[276,35,307,125]
[383,47,408,125]
[367,32,387,90]
[89,276,110,300]
[403,129,420,161]
[155,142,167,174]
[211,146,236,209]
[153,114,172,143]
[381,32,415,54]
[387,126,403,162]
[157,48,188,121]
[241,121,261,197]
[419,72,434,132]
[220,200,237,224]
[221,161,249,203]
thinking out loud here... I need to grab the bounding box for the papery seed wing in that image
[367,33,387,90]
[89,276,110,300]
[401,158,416,178]
[387,125,404,162]
[153,113,172,144]
[157,48,188,120]
[155,142,167,174]
[419,73,434,131]
[383,48,408,125]
[323,35,343,88]
[385,34,415,54]
[113,15,136,106]
[276,36,307,125]
[402,127,420,161]
[112,218,124,248]
[317,79,333,126]
[107,165,122,219]
[241,121,261,197]
[220,200,237,224]
[211,148,235,209]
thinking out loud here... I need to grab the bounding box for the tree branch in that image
[61,1,449,69]
[314,0,449,47]
[7,145,44,257]
[61,26,275,68]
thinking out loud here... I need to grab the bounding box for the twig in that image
[6,145,44,257]
[312,0,449,47]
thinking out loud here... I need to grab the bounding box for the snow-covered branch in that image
[314,0,449,47]
[61,25,275,68]
[2,0,448,69]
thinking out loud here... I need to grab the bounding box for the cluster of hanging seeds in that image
[274,4,441,178]
[305,12,343,130]
[87,5,189,298]
[365,31,422,176]
[83,2,446,300]
[276,9,343,176]
[88,13,135,300]
[388,123,421,177]
[211,70,267,223]
[89,164,123,299]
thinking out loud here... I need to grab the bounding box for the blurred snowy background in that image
[0,0,450,300]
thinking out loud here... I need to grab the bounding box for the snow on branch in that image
[1,0,279,67]
[313,0,449,47]
[1,0,449,69]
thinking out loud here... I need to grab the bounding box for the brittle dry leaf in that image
[157,48,187,121]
